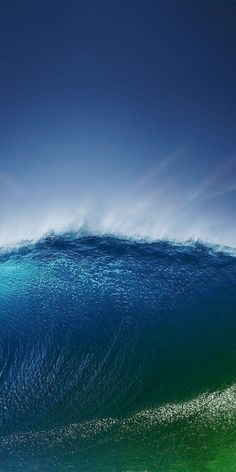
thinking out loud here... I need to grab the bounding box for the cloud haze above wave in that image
[0,146,235,248]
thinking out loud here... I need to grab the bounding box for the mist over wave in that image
[1,233,236,470]
[0,199,235,250]
[1,149,236,249]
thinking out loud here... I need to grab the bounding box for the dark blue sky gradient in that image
[0,1,236,245]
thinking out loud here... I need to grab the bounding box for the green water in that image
[2,385,236,471]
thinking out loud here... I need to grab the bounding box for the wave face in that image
[1,233,236,471]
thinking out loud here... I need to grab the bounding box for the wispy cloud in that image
[178,155,236,209]
[0,171,25,198]
[131,144,186,193]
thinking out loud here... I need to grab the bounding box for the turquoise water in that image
[1,233,236,471]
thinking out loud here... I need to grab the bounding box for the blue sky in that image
[0,1,235,246]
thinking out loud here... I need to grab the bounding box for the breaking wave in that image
[1,232,236,471]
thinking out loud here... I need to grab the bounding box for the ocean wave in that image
[1,233,236,470]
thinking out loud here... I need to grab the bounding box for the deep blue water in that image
[1,233,236,471]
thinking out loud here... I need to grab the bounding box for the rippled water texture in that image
[1,233,236,471]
